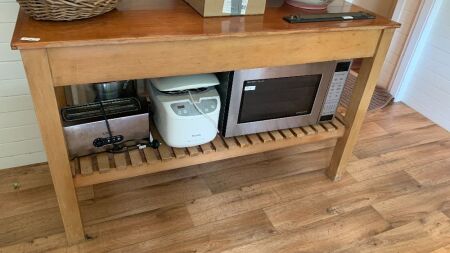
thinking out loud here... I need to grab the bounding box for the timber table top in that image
[11,0,399,49]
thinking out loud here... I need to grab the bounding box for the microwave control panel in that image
[319,61,351,122]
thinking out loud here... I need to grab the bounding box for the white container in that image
[146,74,221,148]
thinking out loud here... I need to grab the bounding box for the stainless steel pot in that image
[70,80,137,105]
[95,81,127,101]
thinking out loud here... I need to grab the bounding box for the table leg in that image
[21,49,85,244]
[326,29,395,181]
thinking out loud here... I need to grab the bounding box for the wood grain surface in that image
[327,29,395,181]
[11,0,399,50]
[47,28,381,86]
[20,49,85,245]
[1,103,449,253]
[72,121,344,187]
[10,0,401,245]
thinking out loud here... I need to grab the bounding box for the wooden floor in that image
[0,103,449,253]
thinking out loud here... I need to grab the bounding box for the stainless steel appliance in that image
[217,60,351,137]
[62,98,149,158]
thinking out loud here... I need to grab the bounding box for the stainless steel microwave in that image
[217,60,351,137]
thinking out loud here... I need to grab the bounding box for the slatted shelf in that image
[71,119,346,187]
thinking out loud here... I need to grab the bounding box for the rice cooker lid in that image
[151,74,219,92]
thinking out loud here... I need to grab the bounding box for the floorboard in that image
[223,207,390,253]
[372,181,450,228]
[347,139,450,181]
[111,210,275,253]
[1,103,449,253]
[354,124,449,159]
[335,211,450,253]
[406,157,450,186]
[79,177,211,226]
[264,171,420,232]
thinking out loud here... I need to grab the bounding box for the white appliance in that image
[146,74,221,148]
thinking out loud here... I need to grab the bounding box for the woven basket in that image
[17,0,120,21]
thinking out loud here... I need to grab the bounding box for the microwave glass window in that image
[238,74,322,123]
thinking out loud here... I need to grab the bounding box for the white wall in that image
[383,0,422,91]
[0,0,46,169]
[346,0,407,91]
[347,0,397,18]
[397,0,450,131]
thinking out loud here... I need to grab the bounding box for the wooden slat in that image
[224,137,238,149]
[291,128,305,138]
[74,123,345,187]
[79,156,93,176]
[258,132,273,143]
[236,136,251,147]
[321,122,336,132]
[114,153,127,170]
[211,136,226,152]
[149,121,174,161]
[331,118,345,129]
[280,129,295,139]
[248,134,262,145]
[129,150,143,167]
[312,124,326,133]
[200,144,214,154]
[269,131,284,141]
[187,146,201,157]
[302,126,315,136]
[143,148,159,164]
[158,145,174,161]
[96,153,110,173]
[72,119,347,181]
[173,148,187,159]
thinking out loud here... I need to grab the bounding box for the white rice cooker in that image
[146,74,221,148]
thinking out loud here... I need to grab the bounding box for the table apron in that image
[46,29,381,86]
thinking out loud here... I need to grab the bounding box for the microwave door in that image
[238,74,322,124]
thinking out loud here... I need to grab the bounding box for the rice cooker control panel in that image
[171,99,218,117]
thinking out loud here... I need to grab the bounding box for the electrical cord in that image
[187,90,219,133]
[99,100,122,152]
[97,100,159,154]
[99,101,113,136]
[146,99,160,149]
[106,139,150,153]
